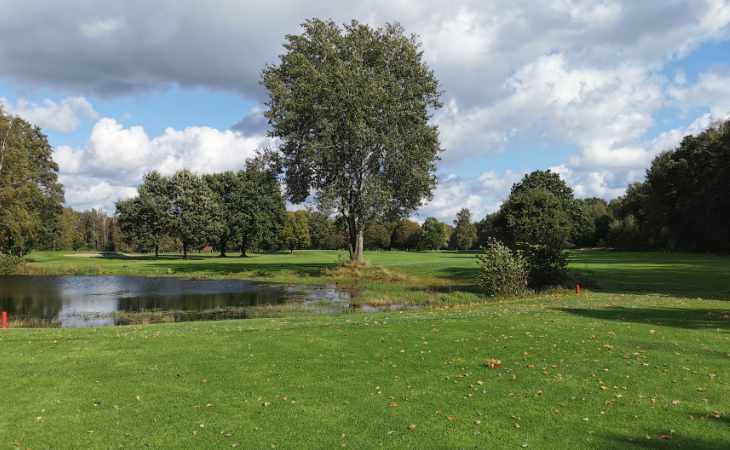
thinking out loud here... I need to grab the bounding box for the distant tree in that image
[475,212,503,248]
[391,220,421,250]
[56,208,83,251]
[364,223,390,250]
[451,208,477,250]
[420,217,449,250]
[279,211,311,253]
[574,198,613,247]
[237,162,286,256]
[0,110,64,256]
[205,171,241,257]
[116,172,169,257]
[166,170,223,259]
[263,19,442,262]
[309,211,346,250]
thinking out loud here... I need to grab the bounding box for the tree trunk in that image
[240,235,248,257]
[182,242,188,259]
[154,244,159,259]
[352,228,364,262]
[219,239,227,257]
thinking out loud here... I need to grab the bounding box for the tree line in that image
[2,19,729,270]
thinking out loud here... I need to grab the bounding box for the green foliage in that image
[263,19,441,261]
[391,220,421,250]
[0,254,22,275]
[307,211,345,250]
[419,217,449,250]
[497,172,578,288]
[476,238,528,296]
[0,110,64,256]
[279,211,311,253]
[167,170,223,258]
[574,198,613,247]
[451,208,477,250]
[364,223,390,250]
[605,119,730,252]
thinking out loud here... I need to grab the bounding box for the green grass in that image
[1,250,729,448]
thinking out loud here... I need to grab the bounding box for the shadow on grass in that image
[558,306,730,331]
[98,253,205,261]
[569,250,730,300]
[605,434,728,449]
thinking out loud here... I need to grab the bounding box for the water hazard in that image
[0,276,351,328]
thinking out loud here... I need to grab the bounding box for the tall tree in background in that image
[0,109,64,256]
[279,211,311,253]
[237,162,286,256]
[263,19,442,262]
[116,172,169,257]
[391,219,421,250]
[167,170,222,259]
[205,171,242,257]
[420,217,449,250]
[451,208,477,250]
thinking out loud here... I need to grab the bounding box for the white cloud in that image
[1,0,729,220]
[55,118,268,211]
[669,70,730,116]
[0,96,98,132]
[417,170,523,222]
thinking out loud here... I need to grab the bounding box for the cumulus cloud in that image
[1,0,729,219]
[0,96,98,132]
[55,118,268,211]
[417,170,523,222]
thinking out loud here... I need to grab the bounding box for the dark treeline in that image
[607,120,730,252]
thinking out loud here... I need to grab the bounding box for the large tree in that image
[236,163,287,256]
[0,110,64,256]
[263,19,442,262]
[166,170,222,259]
[420,217,449,250]
[451,208,477,250]
[279,211,311,253]
[116,172,169,257]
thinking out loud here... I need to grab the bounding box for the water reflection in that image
[0,276,351,328]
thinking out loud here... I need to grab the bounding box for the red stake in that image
[576,283,581,295]
[1,311,8,329]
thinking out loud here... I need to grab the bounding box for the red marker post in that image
[576,283,581,295]
[1,311,8,329]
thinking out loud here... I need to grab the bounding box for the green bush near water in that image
[476,238,528,296]
[0,254,22,275]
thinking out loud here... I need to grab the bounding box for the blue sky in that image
[1,1,729,222]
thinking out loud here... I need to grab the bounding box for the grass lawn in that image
[1,250,728,448]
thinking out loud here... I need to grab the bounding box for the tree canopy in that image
[263,19,442,262]
[0,110,64,256]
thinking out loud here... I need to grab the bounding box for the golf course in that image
[1,250,728,449]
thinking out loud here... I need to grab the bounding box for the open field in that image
[1,250,729,448]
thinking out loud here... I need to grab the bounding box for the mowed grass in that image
[1,250,729,448]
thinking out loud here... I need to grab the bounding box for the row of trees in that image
[116,163,286,258]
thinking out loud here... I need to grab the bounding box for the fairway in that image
[1,250,729,449]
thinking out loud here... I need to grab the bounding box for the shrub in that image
[0,254,23,275]
[477,238,528,297]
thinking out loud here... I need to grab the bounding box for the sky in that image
[1,0,730,222]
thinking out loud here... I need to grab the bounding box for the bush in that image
[477,238,528,297]
[520,243,568,288]
[0,254,23,275]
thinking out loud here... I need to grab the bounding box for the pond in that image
[0,276,352,328]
